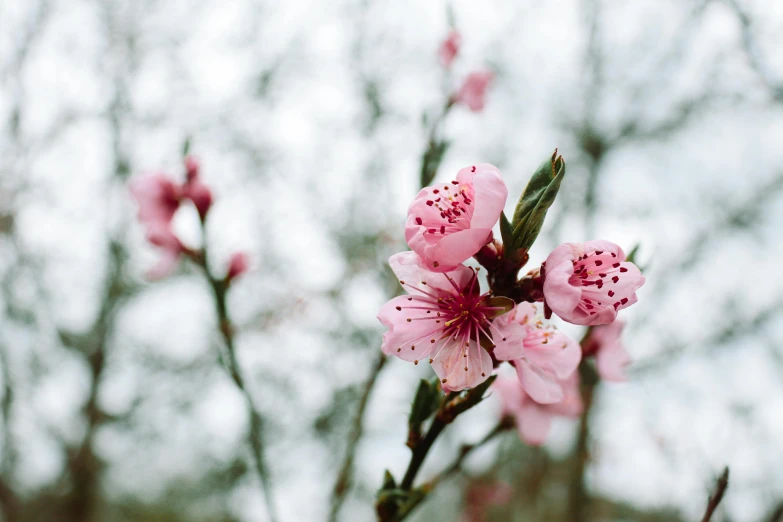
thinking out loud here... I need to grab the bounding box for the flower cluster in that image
[378,157,644,444]
[130,156,249,282]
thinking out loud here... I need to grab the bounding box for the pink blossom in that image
[453,69,494,112]
[227,252,250,281]
[405,164,507,273]
[584,320,630,381]
[129,173,182,226]
[438,30,462,69]
[492,302,581,404]
[494,372,583,445]
[462,481,512,522]
[145,222,185,280]
[542,240,645,326]
[377,251,513,392]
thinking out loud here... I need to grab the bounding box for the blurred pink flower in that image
[405,164,507,273]
[453,69,494,112]
[492,302,581,404]
[462,481,512,522]
[377,251,511,391]
[184,155,200,180]
[584,320,630,381]
[145,222,185,280]
[183,176,213,222]
[130,173,182,226]
[494,372,583,445]
[227,252,250,282]
[438,30,462,68]
[542,240,645,326]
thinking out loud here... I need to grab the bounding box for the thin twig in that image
[195,237,279,522]
[701,467,729,522]
[328,352,387,522]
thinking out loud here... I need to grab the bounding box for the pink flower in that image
[494,372,583,445]
[462,481,512,522]
[226,252,250,281]
[377,251,512,392]
[129,173,182,226]
[145,222,185,280]
[492,302,581,403]
[405,164,507,273]
[438,30,462,69]
[584,320,630,381]
[542,240,645,326]
[453,69,494,112]
[184,155,200,180]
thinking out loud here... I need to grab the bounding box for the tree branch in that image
[700,467,729,522]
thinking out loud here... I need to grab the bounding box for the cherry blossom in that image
[129,173,182,227]
[542,240,645,326]
[494,372,583,445]
[377,251,513,391]
[405,164,507,273]
[492,302,581,403]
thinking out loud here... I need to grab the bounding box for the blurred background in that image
[2,0,783,521]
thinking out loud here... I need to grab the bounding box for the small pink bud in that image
[184,179,213,221]
[227,252,250,281]
[438,30,461,69]
[452,69,494,112]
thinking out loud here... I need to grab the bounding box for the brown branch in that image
[701,467,730,522]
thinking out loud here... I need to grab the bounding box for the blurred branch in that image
[766,501,783,522]
[725,0,783,101]
[568,361,599,522]
[328,352,387,522]
[192,239,278,522]
[701,467,729,522]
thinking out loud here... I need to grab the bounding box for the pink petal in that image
[378,296,441,362]
[433,340,492,391]
[146,249,181,280]
[456,164,508,230]
[542,255,582,323]
[491,321,528,361]
[548,373,584,417]
[421,227,492,271]
[388,251,473,294]
[524,331,581,380]
[516,360,563,404]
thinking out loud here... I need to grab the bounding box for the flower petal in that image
[388,251,472,294]
[456,164,508,230]
[516,361,563,404]
[433,340,492,392]
[516,402,553,446]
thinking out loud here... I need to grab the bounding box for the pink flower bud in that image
[226,252,250,281]
[438,30,461,69]
[184,155,200,182]
[452,69,494,112]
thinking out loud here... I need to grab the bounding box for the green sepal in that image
[511,149,566,251]
[381,470,397,491]
[408,378,442,432]
[478,296,515,319]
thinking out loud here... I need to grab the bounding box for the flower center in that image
[414,179,475,238]
[569,250,631,315]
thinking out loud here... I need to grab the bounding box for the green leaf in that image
[182,136,192,156]
[408,378,441,432]
[499,211,513,248]
[511,149,566,252]
[420,140,450,188]
[626,243,640,265]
